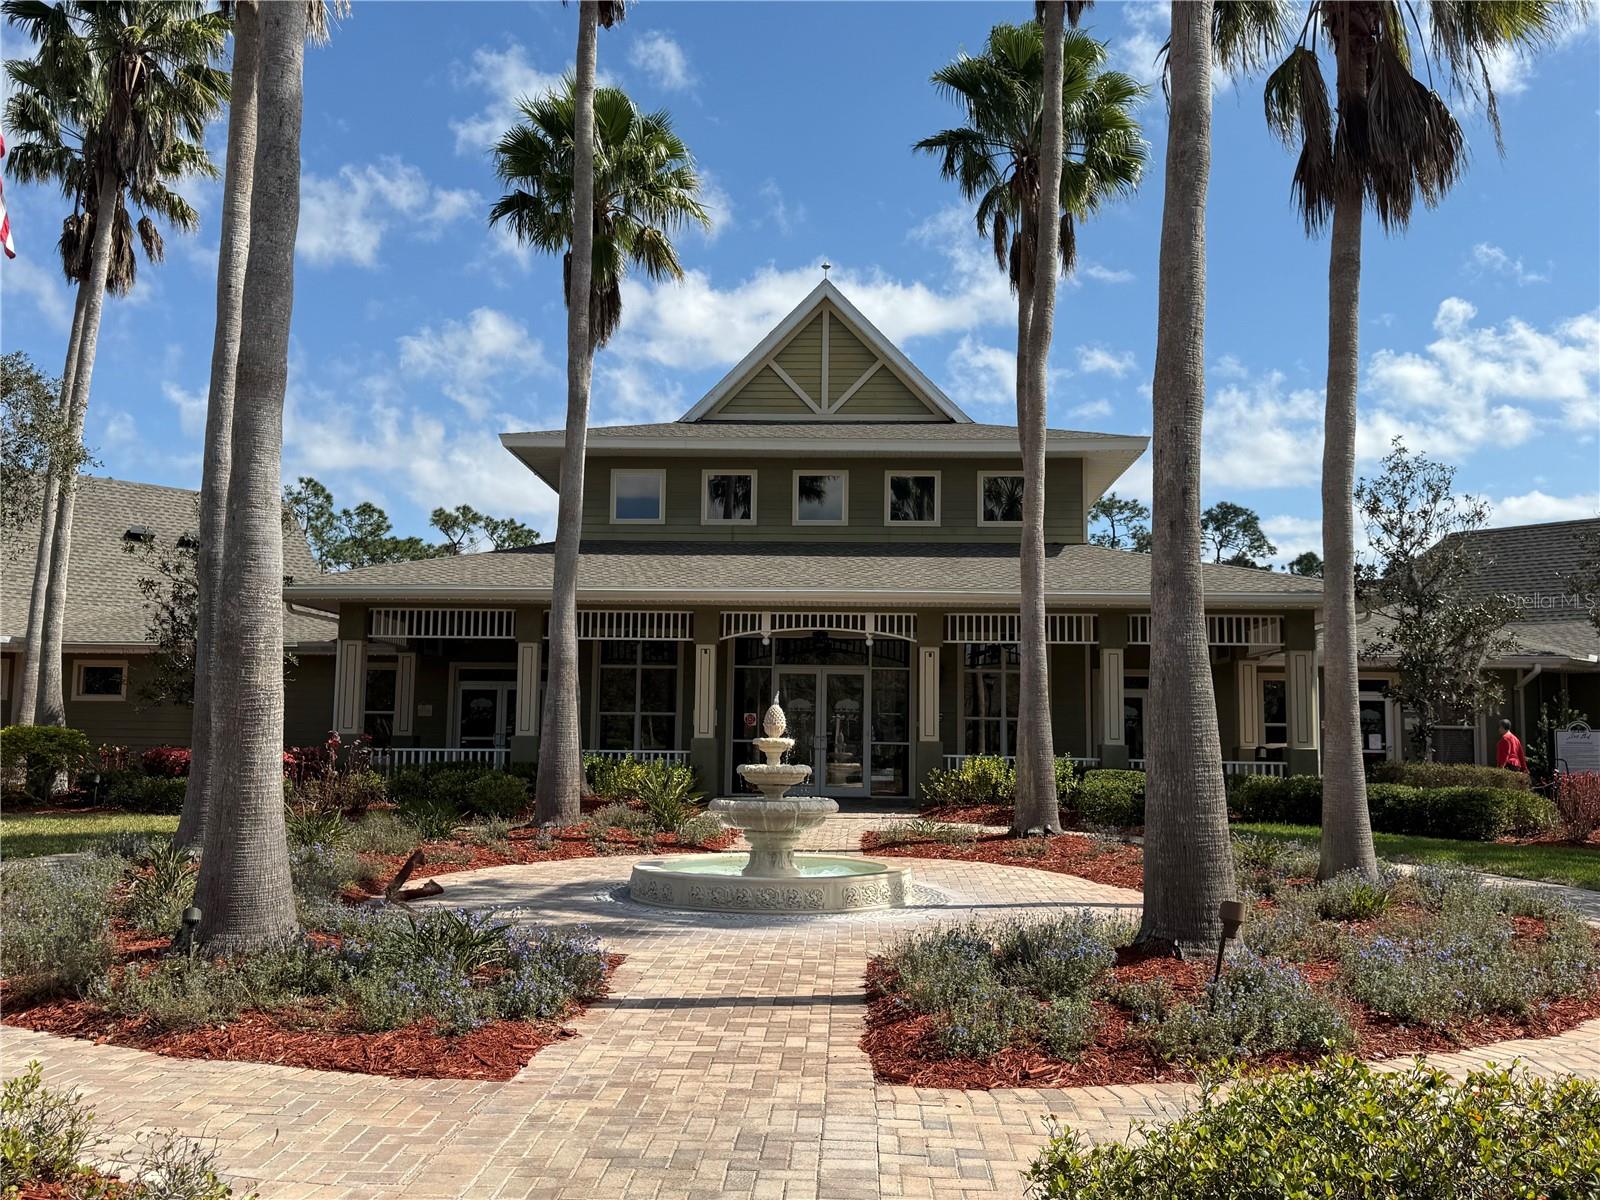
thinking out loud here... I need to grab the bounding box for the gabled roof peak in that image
[678,278,973,425]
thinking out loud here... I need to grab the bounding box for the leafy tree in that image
[491,22,707,825]
[429,504,539,554]
[1356,439,1519,762]
[1286,550,1323,577]
[1200,500,1275,566]
[1088,493,1151,552]
[4,0,224,729]
[917,14,1145,834]
[1263,0,1577,878]
[0,352,92,551]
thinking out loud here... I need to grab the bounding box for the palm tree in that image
[194,0,308,951]
[1263,0,1573,881]
[916,18,1144,833]
[3,17,213,727]
[4,0,227,734]
[490,15,708,825]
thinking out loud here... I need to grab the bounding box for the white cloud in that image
[397,308,548,417]
[759,180,805,237]
[4,257,74,331]
[450,41,566,155]
[946,336,1017,411]
[1204,368,1326,489]
[1489,490,1600,526]
[163,381,208,438]
[299,158,480,268]
[1080,263,1135,284]
[694,169,734,242]
[594,359,686,425]
[1466,242,1548,286]
[1066,398,1114,420]
[628,30,694,91]
[1077,345,1136,377]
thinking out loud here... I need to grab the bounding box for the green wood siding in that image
[834,365,928,417]
[584,454,1086,543]
[773,314,822,402]
[710,365,815,416]
[826,321,876,406]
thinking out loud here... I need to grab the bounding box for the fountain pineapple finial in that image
[762,694,786,739]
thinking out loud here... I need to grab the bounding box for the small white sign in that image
[416,704,433,718]
[1556,721,1600,774]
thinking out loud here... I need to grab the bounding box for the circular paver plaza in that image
[7,817,1600,1200]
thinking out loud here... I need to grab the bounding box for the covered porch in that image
[322,602,1321,799]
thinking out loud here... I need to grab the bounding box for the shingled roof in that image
[282,540,1321,608]
[1,476,333,649]
[1438,517,1599,624]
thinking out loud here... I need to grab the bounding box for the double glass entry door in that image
[458,681,516,748]
[776,668,868,797]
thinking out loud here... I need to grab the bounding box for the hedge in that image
[0,726,93,802]
[1366,759,1531,792]
[1026,1057,1600,1199]
[1229,774,1555,841]
[1074,769,1145,828]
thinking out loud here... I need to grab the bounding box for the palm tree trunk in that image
[195,0,307,952]
[179,1,260,849]
[1014,0,1065,836]
[1138,0,1237,955]
[16,282,90,726]
[534,0,599,826]
[1318,28,1379,881]
[37,166,120,731]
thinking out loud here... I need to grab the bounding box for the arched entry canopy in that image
[720,611,918,643]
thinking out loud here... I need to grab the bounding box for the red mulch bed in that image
[862,828,1144,891]
[3,950,625,1082]
[350,822,739,895]
[918,802,1013,825]
[862,916,1600,1091]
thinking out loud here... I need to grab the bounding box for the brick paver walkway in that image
[6,825,1599,1200]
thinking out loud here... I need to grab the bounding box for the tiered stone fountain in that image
[628,697,911,913]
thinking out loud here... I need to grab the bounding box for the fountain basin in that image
[628,853,911,913]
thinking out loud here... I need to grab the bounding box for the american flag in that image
[0,134,14,259]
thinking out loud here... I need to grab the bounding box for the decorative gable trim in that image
[681,280,972,424]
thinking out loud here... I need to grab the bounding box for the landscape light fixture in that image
[178,905,202,955]
[1212,899,1246,983]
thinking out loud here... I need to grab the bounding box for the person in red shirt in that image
[1496,719,1527,772]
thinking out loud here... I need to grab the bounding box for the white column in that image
[917,646,941,740]
[1100,648,1125,746]
[1236,659,1260,751]
[333,638,367,737]
[693,643,717,739]
[1287,649,1319,751]
[515,640,541,738]
[393,652,417,736]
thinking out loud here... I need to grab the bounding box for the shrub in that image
[1037,997,1100,1059]
[1104,977,1177,1024]
[1309,871,1393,921]
[467,771,528,819]
[1025,1058,1600,1199]
[0,1062,99,1189]
[422,764,489,814]
[1144,954,1352,1062]
[1230,834,1318,898]
[0,725,92,801]
[121,775,189,814]
[1053,756,1078,801]
[104,938,342,1032]
[296,768,387,816]
[673,812,726,848]
[1367,783,1554,841]
[140,745,191,778]
[288,842,359,913]
[994,913,1118,1000]
[920,755,1015,810]
[590,801,653,839]
[636,762,703,831]
[1554,771,1600,842]
[584,755,650,802]
[497,925,610,1021]
[873,818,977,848]
[1228,774,1322,824]
[347,810,421,856]
[887,924,1001,1015]
[125,841,198,936]
[386,767,431,808]
[397,794,460,841]
[1368,759,1532,792]
[930,978,1037,1059]
[1074,770,1145,828]
[0,859,118,1000]
[284,803,348,849]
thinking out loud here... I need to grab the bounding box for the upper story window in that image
[611,469,665,524]
[794,471,848,525]
[885,471,940,526]
[979,473,1025,525]
[702,470,756,524]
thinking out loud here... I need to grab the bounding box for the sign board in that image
[1556,721,1600,774]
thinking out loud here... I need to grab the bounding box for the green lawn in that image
[1,811,179,859]
[1234,822,1600,892]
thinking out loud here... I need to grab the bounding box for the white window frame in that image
[977,471,1025,527]
[884,469,941,527]
[592,639,683,753]
[792,469,849,526]
[363,659,399,742]
[72,658,128,702]
[958,643,1020,758]
[700,469,758,525]
[610,468,667,525]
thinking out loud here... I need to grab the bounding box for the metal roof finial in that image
[821,260,832,280]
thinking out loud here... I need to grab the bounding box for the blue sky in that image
[4,1,1597,565]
